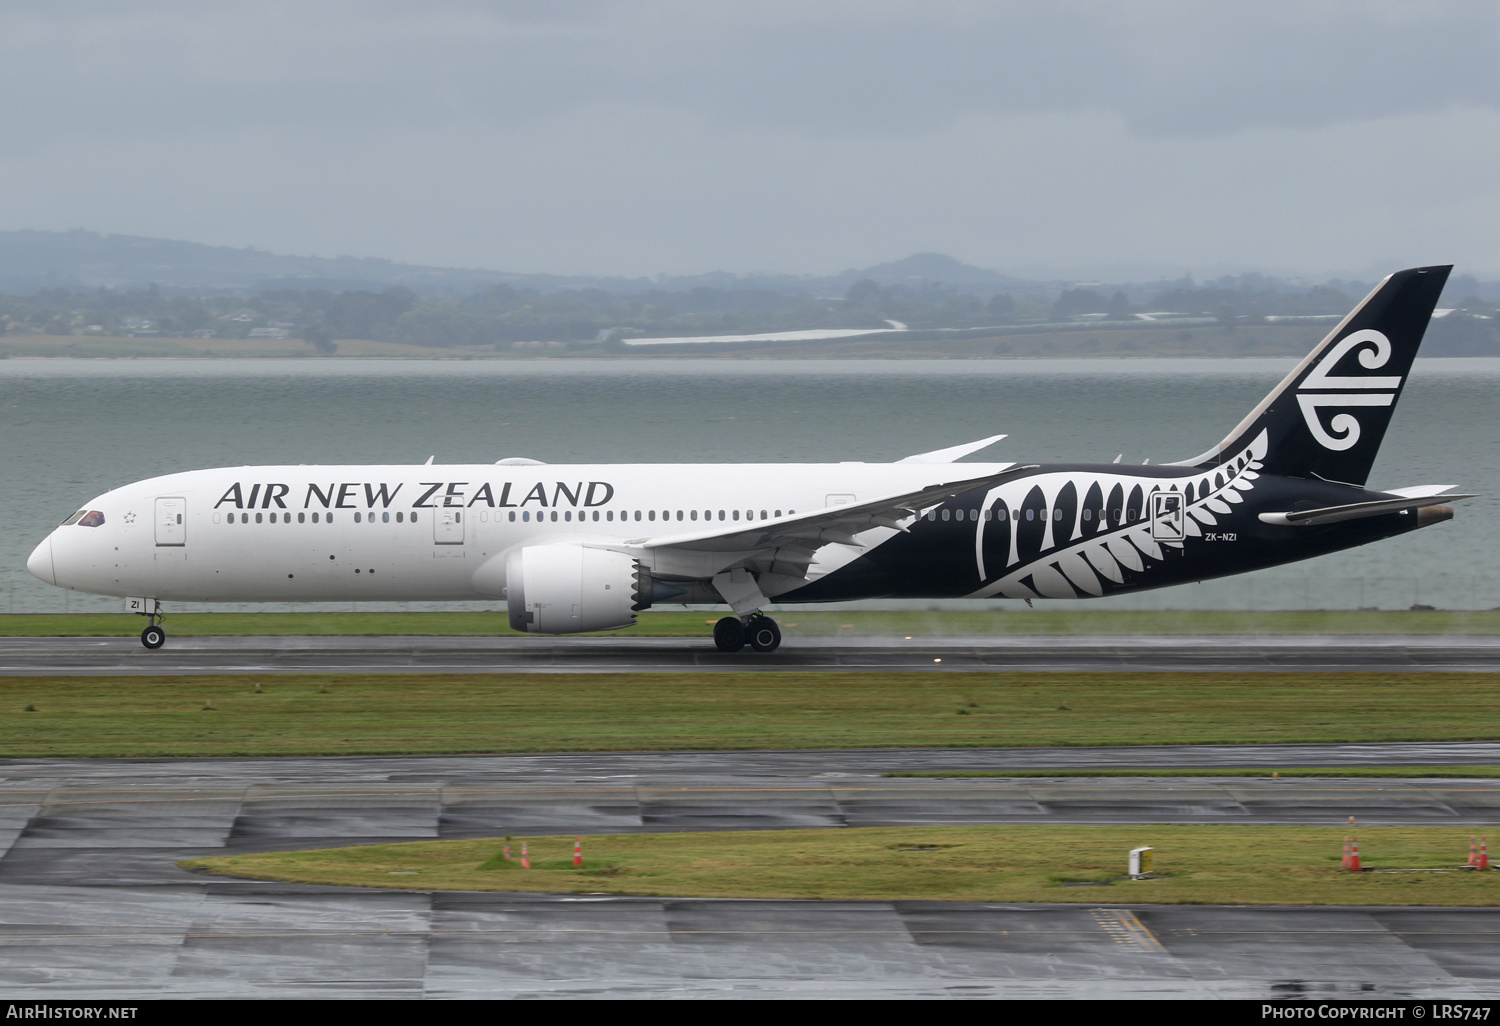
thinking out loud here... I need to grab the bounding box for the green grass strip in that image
[181,825,1500,905]
[4,671,1500,758]
[886,768,1500,779]
[3,608,1499,638]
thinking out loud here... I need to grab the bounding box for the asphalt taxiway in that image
[3,747,1500,998]
[3,632,1499,674]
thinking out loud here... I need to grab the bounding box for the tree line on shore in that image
[2,278,1495,355]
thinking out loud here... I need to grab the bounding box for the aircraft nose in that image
[27,537,55,585]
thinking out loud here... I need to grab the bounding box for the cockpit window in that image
[77,510,106,528]
[61,510,87,526]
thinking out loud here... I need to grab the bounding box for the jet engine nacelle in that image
[504,543,648,634]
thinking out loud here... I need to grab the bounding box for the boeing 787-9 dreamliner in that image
[29,265,1471,653]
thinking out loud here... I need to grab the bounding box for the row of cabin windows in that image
[219,506,1146,527]
[218,508,795,526]
[927,507,1143,523]
[484,509,790,524]
[222,511,419,524]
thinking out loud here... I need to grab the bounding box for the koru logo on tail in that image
[1295,329,1401,451]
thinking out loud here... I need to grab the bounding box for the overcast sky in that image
[2,1,1497,280]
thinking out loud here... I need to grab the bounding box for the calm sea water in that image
[2,358,1495,613]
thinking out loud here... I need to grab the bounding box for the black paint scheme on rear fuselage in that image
[783,464,1417,602]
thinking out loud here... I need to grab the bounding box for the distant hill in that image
[828,252,1041,293]
[3,230,1496,310]
[0,230,526,296]
[0,230,1054,298]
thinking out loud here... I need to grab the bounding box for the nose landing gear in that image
[713,614,782,653]
[136,604,166,650]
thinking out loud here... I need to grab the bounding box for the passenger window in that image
[775,510,782,518]
[270,513,277,524]
[718,511,725,520]
[942,509,950,521]
[549,511,557,522]
[383,512,390,523]
[592,511,600,521]
[606,511,614,521]
[732,510,739,521]
[509,512,516,522]
[676,510,683,521]
[565,511,572,522]
[311,512,318,523]
[255,512,263,524]
[523,511,530,522]
[455,511,462,523]
[408,512,415,522]
[761,510,767,520]
[691,510,698,521]
[396,511,403,523]
[354,512,361,523]
[1083,509,1092,521]
[634,511,641,521]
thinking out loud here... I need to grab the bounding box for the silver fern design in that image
[969,429,1268,600]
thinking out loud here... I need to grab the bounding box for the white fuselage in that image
[29,462,1013,603]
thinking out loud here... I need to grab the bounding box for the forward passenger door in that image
[433,508,464,545]
[155,497,186,546]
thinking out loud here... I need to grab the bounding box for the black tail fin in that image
[1178,264,1451,485]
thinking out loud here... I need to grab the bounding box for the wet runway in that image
[4,633,1500,675]
[3,748,1500,997]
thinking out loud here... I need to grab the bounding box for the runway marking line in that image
[1091,909,1166,952]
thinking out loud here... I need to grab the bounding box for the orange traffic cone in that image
[521,841,531,870]
[503,841,512,862]
[1481,838,1491,871]
[1469,836,1478,868]
[573,837,583,868]
[1348,836,1361,872]
[1342,837,1351,870]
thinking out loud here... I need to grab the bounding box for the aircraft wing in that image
[897,434,1006,464]
[627,464,1038,589]
[628,464,1035,551]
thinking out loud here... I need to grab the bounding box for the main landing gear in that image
[713,614,782,653]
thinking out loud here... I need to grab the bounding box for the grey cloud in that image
[0,1,1493,155]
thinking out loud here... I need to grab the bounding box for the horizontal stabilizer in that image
[1258,492,1476,527]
